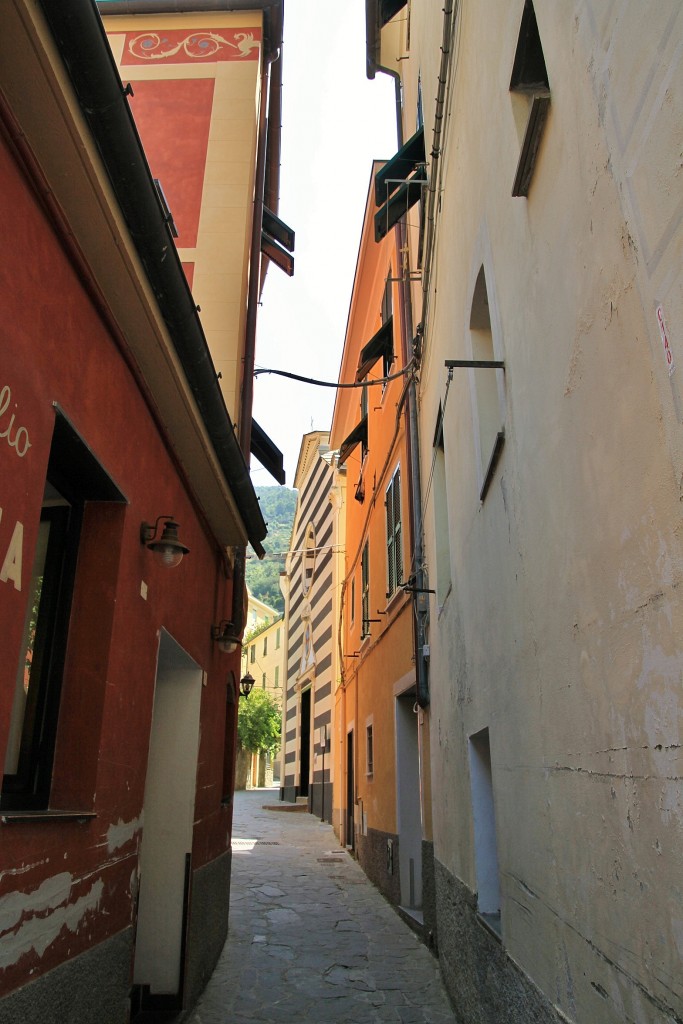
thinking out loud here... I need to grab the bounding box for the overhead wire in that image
[253,358,415,389]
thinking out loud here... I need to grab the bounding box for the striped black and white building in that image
[280,432,341,822]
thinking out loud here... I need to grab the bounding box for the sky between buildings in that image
[251,0,398,488]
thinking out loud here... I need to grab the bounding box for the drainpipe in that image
[235,26,283,642]
[420,0,456,324]
[366,27,429,709]
[39,0,269,555]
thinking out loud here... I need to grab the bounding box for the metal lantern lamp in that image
[211,620,240,654]
[239,672,255,698]
[140,515,189,568]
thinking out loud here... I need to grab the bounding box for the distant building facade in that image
[241,605,285,784]
[280,433,340,822]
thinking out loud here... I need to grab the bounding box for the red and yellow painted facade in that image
[0,1,276,1019]
[104,11,264,422]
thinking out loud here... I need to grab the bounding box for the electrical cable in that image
[253,358,415,389]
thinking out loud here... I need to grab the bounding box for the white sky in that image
[251,0,398,488]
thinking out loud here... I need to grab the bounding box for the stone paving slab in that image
[180,789,455,1024]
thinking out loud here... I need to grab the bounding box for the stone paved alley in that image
[180,790,455,1024]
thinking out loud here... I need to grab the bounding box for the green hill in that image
[246,486,297,612]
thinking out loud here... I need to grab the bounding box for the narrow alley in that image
[180,790,455,1024]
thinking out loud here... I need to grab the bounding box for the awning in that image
[356,317,393,382]
[374,127,426,242]
[261,205,295,276]
[251,419,286,485]
[338,417,368,467]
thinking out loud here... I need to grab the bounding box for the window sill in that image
[384,584,409,615]
[1,809,97,825]
[476,911,502,942]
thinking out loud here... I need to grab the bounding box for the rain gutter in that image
[39,0,269,557]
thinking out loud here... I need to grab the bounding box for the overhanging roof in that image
[18,0,271,555]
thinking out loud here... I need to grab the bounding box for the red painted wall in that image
[0,124,238,994]
[129,79,215,248]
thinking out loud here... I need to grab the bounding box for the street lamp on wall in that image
[211,620,240,654]
[140,516,190,568]
[239,672,255,699]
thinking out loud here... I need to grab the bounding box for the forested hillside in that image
[246,486,297,612]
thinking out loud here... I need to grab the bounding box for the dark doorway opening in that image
[346,729,354,850]
[299,688,311,798]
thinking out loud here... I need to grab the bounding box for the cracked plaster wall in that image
[404,1,683,1022]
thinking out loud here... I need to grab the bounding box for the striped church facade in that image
[280,432,339,822]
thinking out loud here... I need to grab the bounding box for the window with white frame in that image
[385,467,403,598]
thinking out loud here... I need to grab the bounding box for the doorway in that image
[346,729,354,850]
[133,630,203,1010]
[396,693,422,910]
[299,687,311,798]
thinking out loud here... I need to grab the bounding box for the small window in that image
[276,627,281,649]
[262,673,266,689]
[510,0,550,197]
[470,267,505,500]
[274,665,279,687]
[366,723,374,776]
[263,635,268,656]
[385,467,403,598]
[250,645,255,664]
[361,542,370,639]
[2,410,126,811]
[469,728,501,935]
[433,405,451,606]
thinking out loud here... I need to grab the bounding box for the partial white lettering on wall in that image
[0,385,31,458]
[0,513,23,591]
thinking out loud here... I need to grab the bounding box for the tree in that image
[237,688,281,754]
[245,486,297,613]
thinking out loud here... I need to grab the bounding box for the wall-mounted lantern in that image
[239,672,255,699]
[212,620,240,654]
[140,516,189,568]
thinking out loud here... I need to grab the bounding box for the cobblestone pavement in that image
[182,789,455,1024]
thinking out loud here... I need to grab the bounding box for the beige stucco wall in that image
[398,1,682,1020]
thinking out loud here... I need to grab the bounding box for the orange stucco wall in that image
[331,169,415,841]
